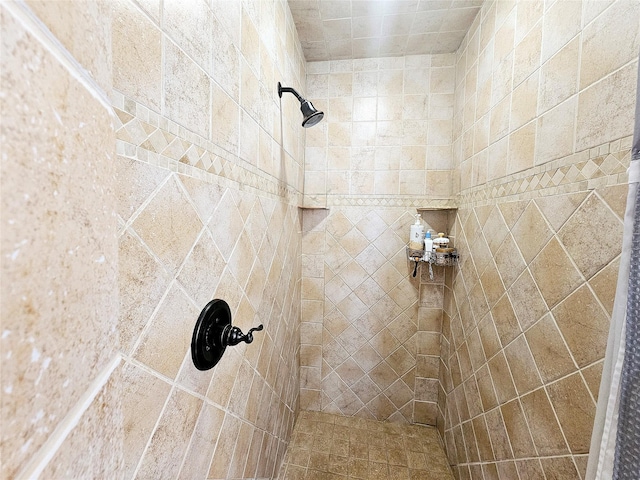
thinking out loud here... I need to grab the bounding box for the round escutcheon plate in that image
[191,299,231,370]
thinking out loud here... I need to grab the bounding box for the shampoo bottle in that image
[409,214,424,250]
[423,231,433,261]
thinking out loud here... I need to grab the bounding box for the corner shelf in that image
[407,246,459,280]
[407,247,459,267]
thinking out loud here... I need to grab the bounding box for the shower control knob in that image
[225,324,264,346]
[191,299,264,370]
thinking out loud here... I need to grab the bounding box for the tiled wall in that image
[112,0,308,478]
[2,0,308,478]
[442,0,639,478]
[304,54,457,208]
[300,53,460,424]
[1,2,121,478]
[4,0,639,479]
[113,137,301,479]
[300,205,457,424]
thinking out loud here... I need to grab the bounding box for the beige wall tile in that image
[212,14,240,102]
[540,456,581,479]
[521,387,569,456]
[494,235,527,290]
[514,0,543,44]
[558,193,623,280]
[582,361,604,403]
[576,61,638,150]
[133,284,199,379]
[491,53,513,107]
[27,0,112,92]
[509,269,547,331]
[118,230,172,354]
[211,82,240,154]
[553,285,610,368]
[163,0,212,74]
[305,54,455,204]
[580,0,640,89]
[133,0,160,22]
[535,191,589,232]
[536,96,577,165]
[136,388,202,478]
[501,398,537,458]
[164,41,211,138]
[525,315,576,382]
[529,237,583,310]
[426,170,453,197]
[540,0,582,64]
[131,176,203,274]
[515,458,545,479]
[1,9,118,475]
[507,121,536,175]
[485,408,512,461]
[513,21,542,87]
[487,136,508,181]
[511,201,552,264]
[510,72,538,132]
[589,256,620,316]
[115,156,170,223]
[177,228,226,307]
[490,94,511,143]
[546,372,596,454]
[120,363,171,477]
[112,0,161,110]
[41,372,122,479]
[475,364,498,412]
[504,334,542,395]
[177,402,225,479]
[538,37,579,115]
[488,352,517,405]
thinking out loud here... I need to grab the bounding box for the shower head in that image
[278,82,324,128]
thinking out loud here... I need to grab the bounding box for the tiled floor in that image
[278,411,454,480]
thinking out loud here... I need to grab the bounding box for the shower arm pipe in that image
[278,84,303,101]
[278,81,324,128]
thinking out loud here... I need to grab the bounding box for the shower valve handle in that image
[192,299,264,370]
[225,324,264,346]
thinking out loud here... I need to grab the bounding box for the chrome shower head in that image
[278,82,324,128]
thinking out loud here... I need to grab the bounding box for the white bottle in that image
[423,231,433,261]
[409,214,424,250]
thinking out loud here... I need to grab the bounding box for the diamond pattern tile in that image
[443,187,623,476]
[300,207,438,423]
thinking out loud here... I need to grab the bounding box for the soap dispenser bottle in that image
[409,214,424,250]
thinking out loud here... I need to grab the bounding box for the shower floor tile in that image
[278,411,454,480]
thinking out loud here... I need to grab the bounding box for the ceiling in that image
[288,0,483,62]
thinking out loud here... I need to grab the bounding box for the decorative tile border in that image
[112,91,632,212]
[111,90,303,206]
[457,136,633,208]
[326,195,458,209]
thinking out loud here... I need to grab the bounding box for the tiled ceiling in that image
[288,0,483,61]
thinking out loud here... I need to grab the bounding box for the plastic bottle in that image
[423,231,433,261]
[409,214,424,250]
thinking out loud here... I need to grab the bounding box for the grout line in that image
[3,0,113,115]
[121,354,292,471]
[119,170,173,235]
[130,380,176,480]
[16,355,122,480]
